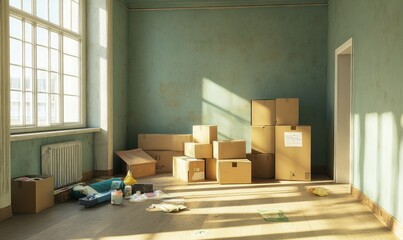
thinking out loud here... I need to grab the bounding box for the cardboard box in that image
[247,153,275,179]
[192,125,218,144]
[251,126,275,154]
[138,134,192,151]
[275,126,311,181]
[144,150,183,173]
[206,158,217,180]
[276,98,299,125]
[251,99,276,126]
[116,148,157,178]
[184,142,213,158]
[12,175,54,213]
[217,159,251,184]
[173,156,205,182]
[213,140,246,159]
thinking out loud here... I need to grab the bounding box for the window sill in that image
[10,128,101,142]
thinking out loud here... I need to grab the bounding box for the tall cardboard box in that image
[206,158,217,180]
[184,142,213,158]
[138,134,192,151]
[173,156,205,182]
[276,98,299,125]
[217,159,251,184]
[12,175,54,213]
[213,140,246,159]
[251,99,276,126]
[116,148,157,178]
[251,126,275,153]
[275,126,311,181]
[192,125,218,144]
[247,153,275,179]
[144,150,183,173]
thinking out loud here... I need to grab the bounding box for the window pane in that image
[25,43,32,67]
[25,22,32,43]
[49,0,60,25]
[25,68,33,91]
[37,70,49,92]
[10,65,23,90]
[51,73,59,93]
[37,93,49,126]
[10,17,22,39]
[63,55,79,76]
[71,0,79,33]
[36,0,49,21]
[25,92,33,125]
[37,46,49,70]
[64,95,79,122]
[63,0,71,30]
[10,38,22,65]
[10,0,22,9]
[22,0,32,14]
[51,49,59,71]
[51,94,60,124]
[36,27,49,47]
[63,36,79,56]
[11,91,23,125]
[51,32,59,49]
[63,75,79,95]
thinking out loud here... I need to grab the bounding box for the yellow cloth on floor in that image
[308,187,328,197]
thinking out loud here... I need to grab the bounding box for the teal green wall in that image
[113,0,128,173]
[328,0,403,222]
[127,6,328,171]
[11,133,94,178]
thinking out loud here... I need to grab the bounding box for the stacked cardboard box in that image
[214,140,251,184]
[274,98,311,181]
[174,125,217,182]
[138,134,192,173]
[249,100,276,178]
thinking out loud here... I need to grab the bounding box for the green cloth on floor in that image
[258,209,289,222]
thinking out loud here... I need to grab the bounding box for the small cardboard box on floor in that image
[138,134,192,151]
[173,156,205,182]
[251,126,275,153]
[217,159,251,184]
[192,125,217,144]
[251,99,276,126]
[184,142,212,158]
[144,150,183,173]
[276,98,299,125]
[12,175,54,213]
[247,153,275,179]
[117,148,157,178]
[275,126,311,181]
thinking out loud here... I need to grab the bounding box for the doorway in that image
[334,38,353,184]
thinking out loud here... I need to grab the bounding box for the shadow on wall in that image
[353,111,402,221]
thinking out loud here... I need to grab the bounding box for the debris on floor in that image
[258,209,289,222]
[192,230,208,237]
[308,187,329,197]
[147,203,187,213]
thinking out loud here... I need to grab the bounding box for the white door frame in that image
[334,38,353,184]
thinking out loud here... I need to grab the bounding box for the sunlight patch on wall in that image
[379,112,397,211]
[202,78,249,142]
[363,113,378,200]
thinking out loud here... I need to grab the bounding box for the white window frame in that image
[9,0,86,134]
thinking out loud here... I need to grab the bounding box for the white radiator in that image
[41,141,83,189]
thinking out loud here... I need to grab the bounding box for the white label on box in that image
[192,172,205,181]
[284,132,303,147]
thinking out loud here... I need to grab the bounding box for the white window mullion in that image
[21,18,26,126]
[32,21,38,127]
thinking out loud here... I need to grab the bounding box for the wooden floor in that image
[0,174,398,240]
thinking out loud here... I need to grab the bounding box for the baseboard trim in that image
[0,205,12,222]
[94,169,113,177]
[81,171,94,181]
[351,185,403,238]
